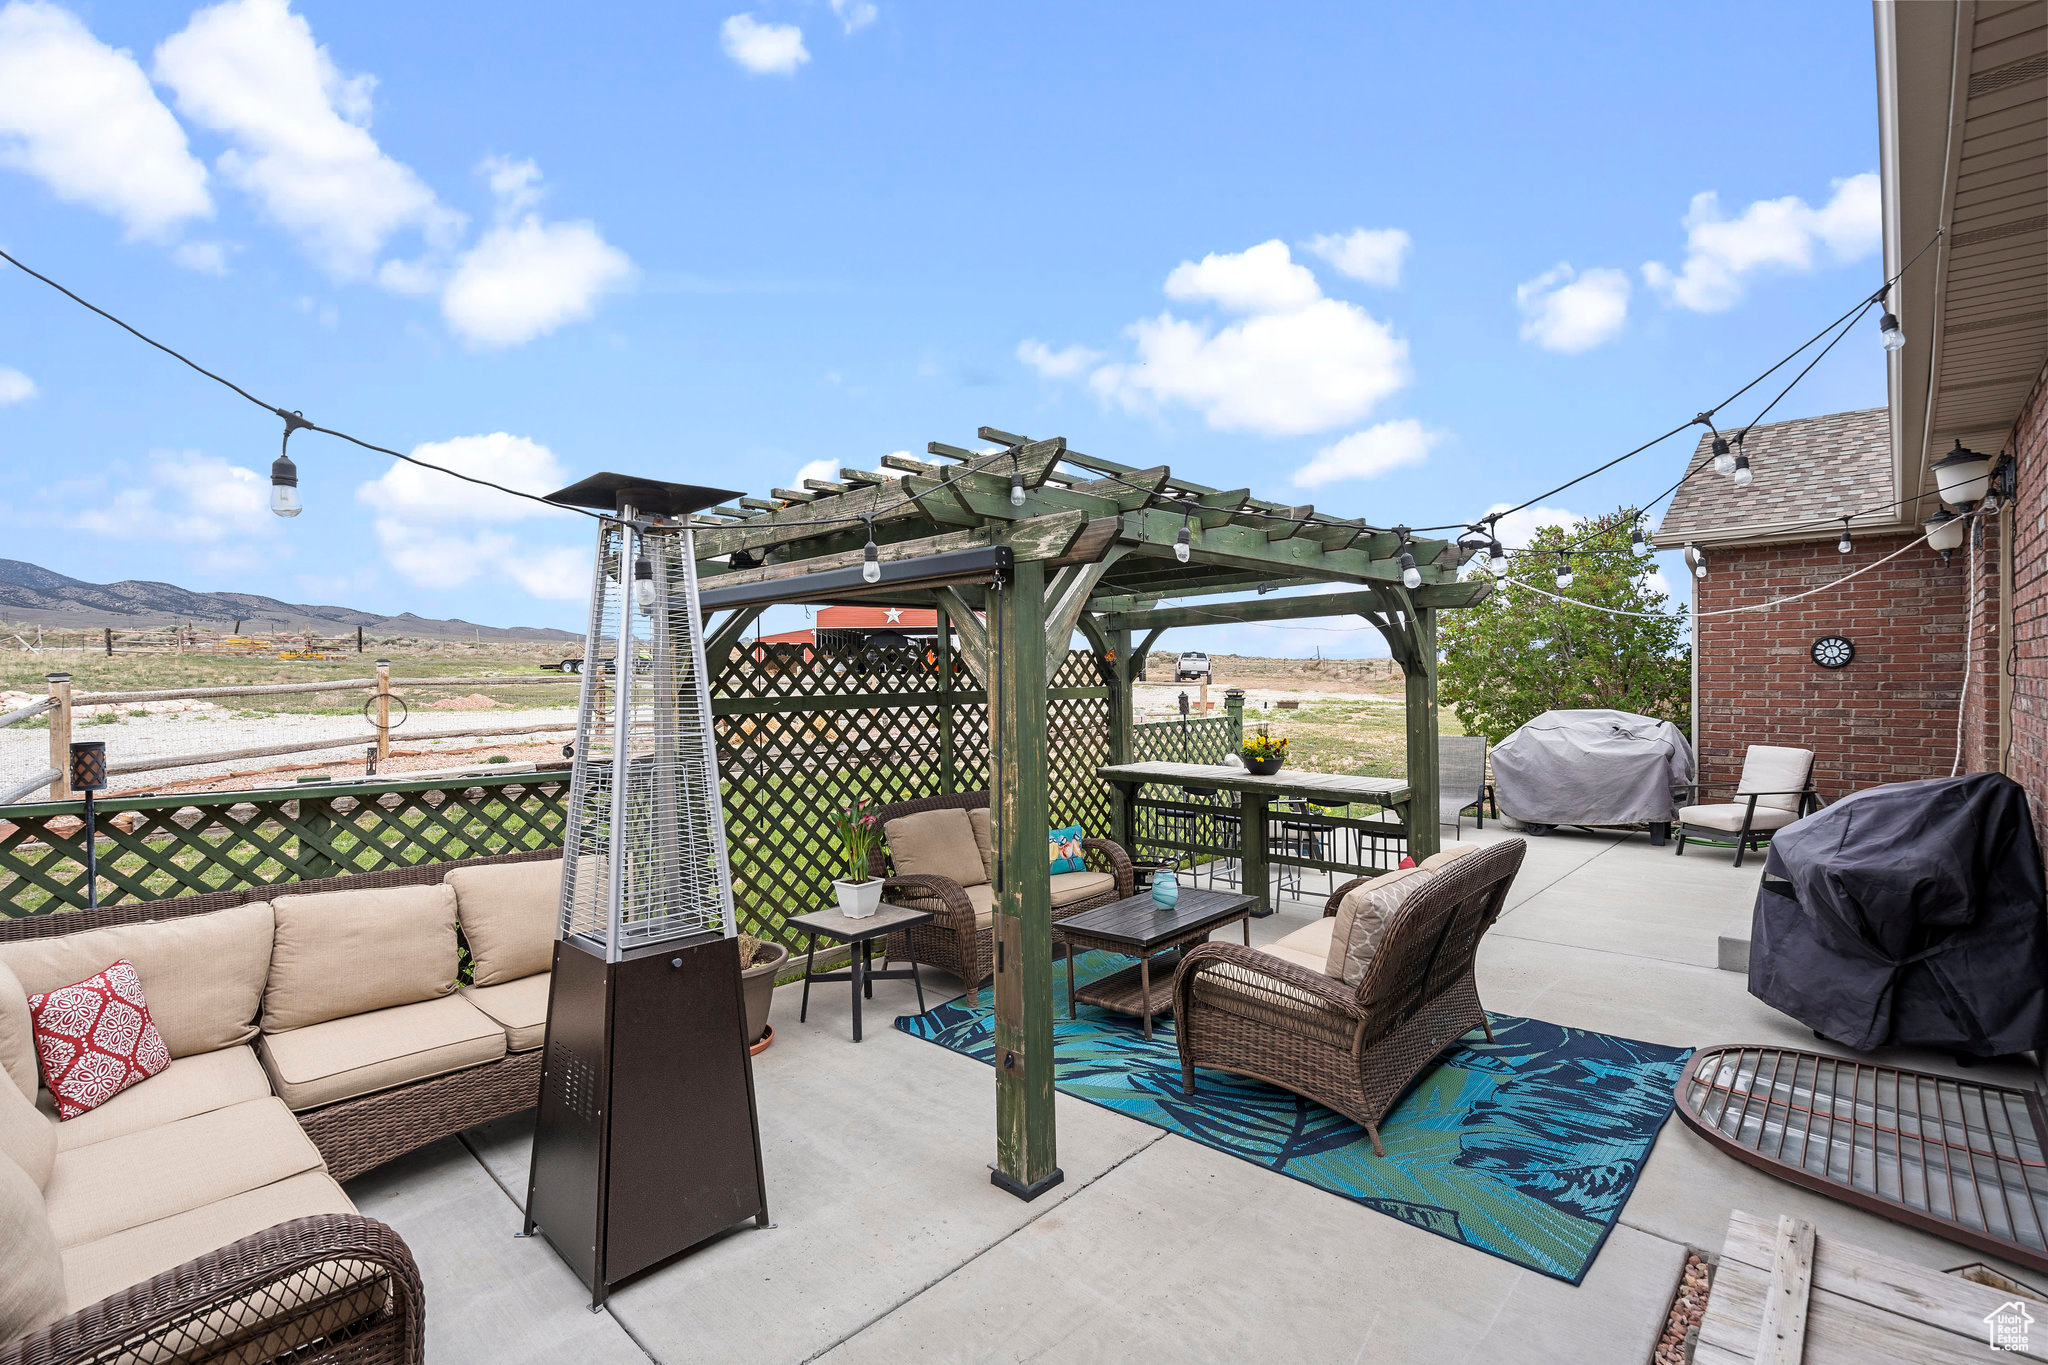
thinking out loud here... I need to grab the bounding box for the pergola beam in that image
[1097,580,1490,632]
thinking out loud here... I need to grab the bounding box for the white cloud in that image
[0,366,34,404]
[154,0,459,280]
[790,458,839,488]
[1515,263,1630,353]
[1016,339,1103,379]
[478,155,543,217]
[171,240,230,275]
[721,14,808,75]
[1164,240,1321,314]
[830,0,877,34]
[1643,173,1880,311]
[73,451,273,542]
[1303,228,1410,287]
[442,216,633,348]
[1291,419,1438,488]
[357,433,586,598]
[0,0,211,237]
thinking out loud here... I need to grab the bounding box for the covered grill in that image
[1490,709,1693,833]
[1748,772,2048,1056]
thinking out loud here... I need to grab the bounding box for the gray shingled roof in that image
[1655,407,1905,546]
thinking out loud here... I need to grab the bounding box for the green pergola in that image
[690,427,1492,1198]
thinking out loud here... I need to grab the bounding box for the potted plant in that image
[832,800,885,917]
[1242,730,1289,776]
[738,934,788,1052]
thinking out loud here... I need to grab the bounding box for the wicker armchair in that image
[1172,838,1526,1155]
[868,791,1133,991]
[0,1213,424,1365]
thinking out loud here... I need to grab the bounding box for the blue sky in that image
[0,1,1888,654]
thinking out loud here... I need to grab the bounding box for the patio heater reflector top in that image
[545,472,743,519]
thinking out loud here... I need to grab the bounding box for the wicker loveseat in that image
[868,791,1133,991]
[0,848,564,1365]
[1172,838,1526,1155]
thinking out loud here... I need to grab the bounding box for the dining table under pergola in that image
[685,427,1493,1202]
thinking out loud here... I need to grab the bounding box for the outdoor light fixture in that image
[862,528,882,584]
[1399,548,1422,590]
[1732,453,1753,488]
[1174,506,1193,563]
[1932,439,1993,508]
[1489,535,1508,575]
[1630,523,1646,553]
[632,556,658,611]
[1924,510,1966,558]
[68,739,107,909]
[1879,309,1905,353]
[1009,459,1027,508]
[1555,554,1573,590]
[270,410,311,518]
[1684,544,1708,579]
[1838,520,1853,555]
[1711,436,1734,477]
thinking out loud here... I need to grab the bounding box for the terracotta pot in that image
[741,940,789,1048]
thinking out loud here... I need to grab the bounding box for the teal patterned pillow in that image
[1048,825,1086,873]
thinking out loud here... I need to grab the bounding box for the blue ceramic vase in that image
[1152,869,1180,909]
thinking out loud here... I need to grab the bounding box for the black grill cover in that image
[1749,773,2048,1056]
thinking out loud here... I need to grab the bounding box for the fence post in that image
[45,672,72,801]
[374,659,392,761]
[103,628,112,658]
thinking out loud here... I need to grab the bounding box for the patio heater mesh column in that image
[525,474,767,1310]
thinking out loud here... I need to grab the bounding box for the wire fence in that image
[0,669,584,800]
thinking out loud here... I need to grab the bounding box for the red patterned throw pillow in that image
[27,959,170,1119]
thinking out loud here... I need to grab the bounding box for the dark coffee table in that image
[1057,887,1255,1039]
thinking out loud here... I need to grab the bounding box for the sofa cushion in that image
[1420,844,1481,873]
[0,1065,53,1190]
[257,995,506,1112]
[967,808,995,884]
[263,884,460,1033]
[445,861,561,988]
[1737,745,1814,813]
[0,902,273,1061]
[1049,869,1117,908]
[0,958,32,1102]
[41,1097,323,1249]
[1270,915,1336,965]
[461,974,549,1052]
[1255,941,1331,975]
[60,1170,357,1313]
[1680,802,1801,834]
[28,959,171,1120]
[885,808,987,889]
[0,1152,65,1345]
[1325,866,1428,985]
[41,1045,271,1153]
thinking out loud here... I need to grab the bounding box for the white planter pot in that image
[834,878,884,919]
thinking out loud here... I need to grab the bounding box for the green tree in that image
[1437,508,1690,744]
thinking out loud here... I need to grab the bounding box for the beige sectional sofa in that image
[0,850,564,1363]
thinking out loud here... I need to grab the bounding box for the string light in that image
[632,556,657,611]
[1684,544,1708,580]
[1877,284,1905,353]
[1398,530,1422,590]
[1174,504,1193,563]
[1710,435,1734,477]
[1731,451,1753,488]
[861,516,881,583]
[1009,453,1026,508]
[1488,526,1508,575]
[269,413,304,518]
[1837,519,1852,555]
[1554,553,1573,590]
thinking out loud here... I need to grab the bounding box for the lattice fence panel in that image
[1128,715,1238,857]
[0,774,569,916]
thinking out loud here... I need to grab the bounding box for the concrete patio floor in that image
[345,827,2046,1363]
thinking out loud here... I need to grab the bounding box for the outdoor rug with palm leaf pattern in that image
[895,950,1689,1285]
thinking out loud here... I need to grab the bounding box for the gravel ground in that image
[0,703,578,794]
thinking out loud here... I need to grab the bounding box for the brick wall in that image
[1695,533,1969,798]
[2002,363,2048,853]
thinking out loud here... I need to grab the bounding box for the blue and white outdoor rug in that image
[895,950,1690,1284]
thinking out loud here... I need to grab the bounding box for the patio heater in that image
[521,472,770,1310]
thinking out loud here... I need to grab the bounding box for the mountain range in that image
[0,560,577,640]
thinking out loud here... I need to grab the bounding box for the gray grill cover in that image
[1749,773,2048,1055]
[1491,709,1694,827]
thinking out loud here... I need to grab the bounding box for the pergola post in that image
[1403,604,1442,861]
[1103,618,1134,848]
[933,597,957,793]
[989,558,1060,1199]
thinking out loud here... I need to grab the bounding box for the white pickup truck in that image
[1175,650,1211,682]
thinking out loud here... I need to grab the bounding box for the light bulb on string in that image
[1732,453,1753,488]
[1837,520,1852,555]
[1488,535,1508,575]
[1174,506,1192,563]
[1399,547,1421,590]
[270,410,309,518]
[1009,458,1026,508]
[862,517,881,584]
[1711,436,1734,477]
[1554,553,1573,591]
[632,556,657,612]
[1879,310,1905,353]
